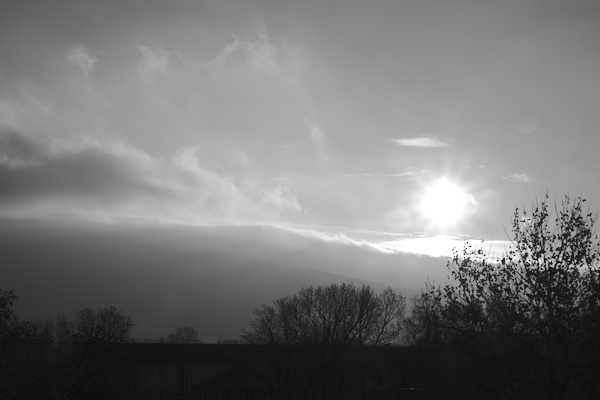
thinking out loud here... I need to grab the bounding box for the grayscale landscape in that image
[1,1,600,399]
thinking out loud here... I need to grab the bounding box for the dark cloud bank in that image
[2,219,446,342]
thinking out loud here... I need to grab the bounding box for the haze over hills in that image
[2,219,447,341]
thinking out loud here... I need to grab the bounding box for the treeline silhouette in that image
[1,195,599,399]
[0,300,137,400]
[413,195,600,399]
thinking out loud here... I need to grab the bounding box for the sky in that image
[2,0,600,339]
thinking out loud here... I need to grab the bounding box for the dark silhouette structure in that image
[128,343,480,400]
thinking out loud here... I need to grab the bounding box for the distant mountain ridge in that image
[116,250,419,341]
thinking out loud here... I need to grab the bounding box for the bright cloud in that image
[380,235,512,258]
[261,178,303,215]
[304,119,324,144]
[209,24,298,80]
[0,25,318,227]
[304,118,327,156]
[503,172,531,184]
[0,9,565,242]
[384,171,428,180]
[391,137,450,148]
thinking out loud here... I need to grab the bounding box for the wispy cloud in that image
[96,24,311,152]
[304,118,326,149]
[136,45,174,82]
[391,137,450,148]
[341,170,426,180]
[205,23,305,87]
[212,25,278,71]
[67,45,97,80]
[0,131,304,224]
[342,173,373,178]
[261,178,303,215]
[502,171,531,183]
[0,85,67,139]
[380,235,512,258]
[383,170,427,180]
[0,99,22,131]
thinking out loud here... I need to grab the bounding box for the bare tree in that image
[425,195,600,399]
[0,298,138,400]
[402,294,446,347]
[216,334,239,344]
[0,289,19,337]
[167,325,201,344]
[64,306,136,400]
[0,289,23,399]
[73,305,134,345]
[242,283,406,400]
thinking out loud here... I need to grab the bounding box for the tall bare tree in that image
[0,298,138,400]
[73,306,134,345]
[167,325,201,343]
[425,195,600,399]
[242,283,405,400]
[402,293,446,347]
[63,306,136,400]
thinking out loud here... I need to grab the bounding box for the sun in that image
[420,178,470,228]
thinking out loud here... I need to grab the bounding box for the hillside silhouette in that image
[2,219,438,340]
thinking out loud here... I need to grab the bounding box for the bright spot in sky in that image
[420,178,470,228]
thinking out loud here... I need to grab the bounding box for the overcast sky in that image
[2,0,600,336]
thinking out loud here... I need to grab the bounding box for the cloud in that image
[0,130,44,169]
[380,235,461,257]
[304,118,327,157]
[0,25,313,225]
[383,170,428,180]
[232,149,250,168]
[304,118,325,145]
[391,137,450,148]
[0,99,21,131]
[0,83,77,139]
[341,171,426,180]
[94,25,312,151]
[67,45,97,79]
[273,224,382,249]
[0,133,159,208]
[380,235,512,258]
[136,45,174,82]
[0,131,304,224]
[502,171,531,183]
[209,24,289,76]
[261,178,303,215]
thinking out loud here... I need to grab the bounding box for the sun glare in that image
[420,178,470,228]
